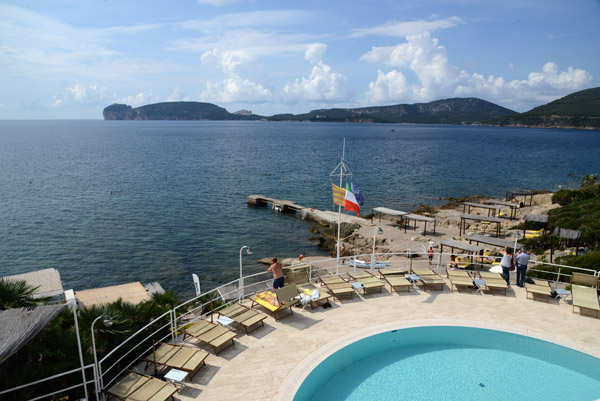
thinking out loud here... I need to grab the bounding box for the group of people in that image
[501,247,531,286]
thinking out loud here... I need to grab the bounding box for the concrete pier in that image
[247,194,365,237]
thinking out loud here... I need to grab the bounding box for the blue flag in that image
[351,182,365,206]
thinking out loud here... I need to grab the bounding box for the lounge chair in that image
[447,270,474,292]
[457,257,471,270]
[348,272,385,294]
[251,284,300,321]
[104,371,178,401]
[379,269,411,293]
[411,269,445,291]
[217,302,267,334]
[142,342,208,379]
[571,272,600,318]
[478,272,508,295]
[285,266,333,309]
[182,319,237,356]
[525,281,552,302]
[320,276,355,300]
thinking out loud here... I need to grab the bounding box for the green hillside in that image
[269,98,516,124]
[103,102,262,120]
[495,87,600,129]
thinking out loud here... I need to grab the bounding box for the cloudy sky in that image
[1,0,598,119]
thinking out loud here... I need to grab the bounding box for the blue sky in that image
[1,0,599,119]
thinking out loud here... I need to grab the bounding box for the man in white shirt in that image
[515,248,531,287]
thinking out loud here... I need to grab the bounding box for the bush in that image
[555,250,600,272]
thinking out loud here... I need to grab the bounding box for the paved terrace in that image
[170,265,600,401]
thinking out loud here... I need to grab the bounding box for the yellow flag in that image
[331,183,346,206]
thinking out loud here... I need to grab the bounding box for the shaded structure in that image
[0,304,66,364]
[400,213,437,235]
[439,240,484,272]
[1,268,64,301]
[550,227,582,263]
[462,202,501,217]
[76,282,150,308]
[371,207,408,221]
[467,233,524,251]
[523,214,549,236]
[459,214,503,237]
[486,200,519,219]
[505,190,534,207]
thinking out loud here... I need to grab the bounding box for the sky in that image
[1,0,599,119]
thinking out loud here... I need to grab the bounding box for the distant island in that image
[103,87,600,130]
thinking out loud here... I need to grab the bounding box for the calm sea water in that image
[1,120,599,296]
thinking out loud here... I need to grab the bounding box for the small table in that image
[216,316,234,327]
[407,274,421,284]
[351,282,364,291]
[473,279,486,294]
[164,368,188,393]
[554,288,571,304]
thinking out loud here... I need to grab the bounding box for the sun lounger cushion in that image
[572,285,600,317]
[182,319,236,356]
[219,303,267,334]
[105,371,178,401]
[143,343,208,379]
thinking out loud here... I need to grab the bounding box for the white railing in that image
[3,251,598,400]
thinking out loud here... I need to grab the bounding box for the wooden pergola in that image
[459,214,503,237]
[523,214,549,236]
[550,227,582,263]
[505,190,534,207]
[462,202,502,217]
[400,213,437,235]
[439,239,484,272]
[486,200,519,219]
[467,233,524,251]
[371,207,408,221]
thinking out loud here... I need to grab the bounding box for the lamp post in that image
[91,315,113,401]
[239,246,252,302]
[371,226,383,271]
[512,231,521,286]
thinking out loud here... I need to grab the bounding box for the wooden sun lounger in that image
[285,266,333,309]
[182,319,237,356]
[525,282,552,302]
[348,272,385,294]
[217,302,267,334]
[447,270,474,292]
[251,284,300,321]
[571,272,600,318]
[379,270,411,293]
[142,342,208,379]
[104,371,178,401]
[320,276,355,300]
[478,272,508,295]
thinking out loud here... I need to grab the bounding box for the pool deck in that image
[175,274,600,401]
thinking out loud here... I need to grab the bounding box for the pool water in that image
[294,326,600,401]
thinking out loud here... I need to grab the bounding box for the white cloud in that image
[351,17,464,38]
[119,90,159,107]
[362,32,593,110]
[52,84,115,107]
[283,62,351,103]
[200,77,272,103]
[165,86,191,102]
[305,43,327,64]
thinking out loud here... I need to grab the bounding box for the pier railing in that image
[2,251,598,400]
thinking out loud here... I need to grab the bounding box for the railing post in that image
[169,309,176,342]
[309,262,313,282]
[557,268,561,284]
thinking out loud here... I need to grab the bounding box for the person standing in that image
[500,247,513,285]
[515,248,531,287]
[427,246,434,265]
[268,258,284,290]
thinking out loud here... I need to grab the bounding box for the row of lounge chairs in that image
[105,266,599,401]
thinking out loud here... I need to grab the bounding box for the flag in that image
[351,182,365,206]
[331,183,346,206]
[344,183,360,217]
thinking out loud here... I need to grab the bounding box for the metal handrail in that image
[5,251,598,400]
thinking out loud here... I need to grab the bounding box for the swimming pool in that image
[293,326,600,401]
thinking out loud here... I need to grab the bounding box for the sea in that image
[1,120,599,297]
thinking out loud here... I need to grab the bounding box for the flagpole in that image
[330,138,352,276]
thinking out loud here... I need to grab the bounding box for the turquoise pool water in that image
[294,326,600,401]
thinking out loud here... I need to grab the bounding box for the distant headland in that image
[103,87,600,130]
